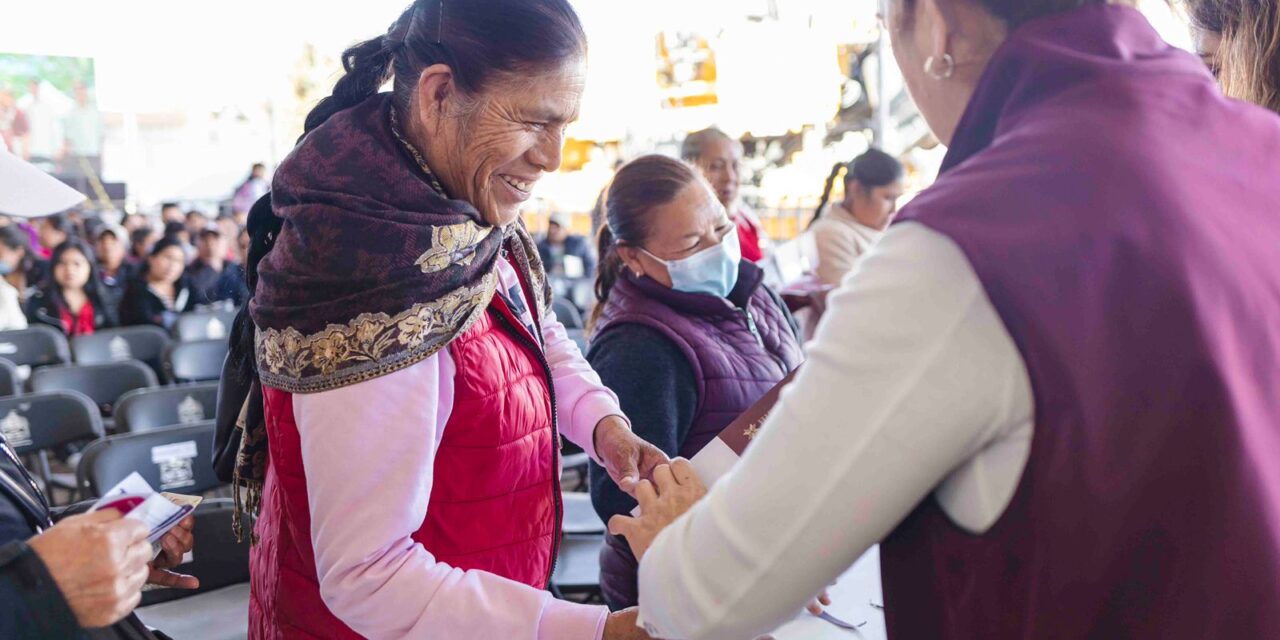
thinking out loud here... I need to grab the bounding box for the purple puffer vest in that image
[883,6,1280,639]
[594,261,804,607]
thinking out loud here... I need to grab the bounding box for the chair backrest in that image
[115,383,220,434]
[0,326,71,369]
[552,297,584,330]
[173,310,238,343]
[77,421,221,497]
[139,498,250,606]
[0,358,20,398]
[165,340,229,384]
[0,391,103,456]
[30,361,159,416]
[71,326,171,370]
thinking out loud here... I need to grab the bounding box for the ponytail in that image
[303,34,399,134]
[589,223,626,332]
[809,163,848,229]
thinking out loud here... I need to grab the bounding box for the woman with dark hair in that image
[217,1,664,638]
[118,237,195,329]
[610,1,1280,638]
[808,148,905,287]
[25,240,116,336]
[1185,0,1280,113]
[681,128,769,262]
[585,155,803,610]
[0,225,34,330]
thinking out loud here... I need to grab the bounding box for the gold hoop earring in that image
[924,53,955,80]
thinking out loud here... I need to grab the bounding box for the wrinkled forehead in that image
[486,56,587,122]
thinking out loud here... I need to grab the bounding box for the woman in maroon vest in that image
[609,2,1280,639]
[218,1,666,638]
[585,156,803,610]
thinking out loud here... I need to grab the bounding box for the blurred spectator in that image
[160,202,184,226]
[808,149,905,287]
[128,226,157,264]
[26,239,117,337]
[0,87,28,157]
[0,226,33,330]
[119,237,196,329]
[95,225,135,318]
[215,215,242,263]
[35,212,73,257]
[163,221,194,261]
[122,212,150,233]
[236,226,250,266]
[62,82,103,177]
[1186,0,1280,113]
[80,215,104,243]
[20,80,60,166]
[232,162,270,215]
[537,212,596,279]
[184,210,210,240]
[188,228,248,307]
[682,128,769,263]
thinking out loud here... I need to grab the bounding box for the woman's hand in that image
[147,514,199,589]
[593,416,670,495]
[607,459,706,561]
[603,608,653,640]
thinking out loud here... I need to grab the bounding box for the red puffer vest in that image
[247,293,562,638]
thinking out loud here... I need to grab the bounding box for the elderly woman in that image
[220,1,664,638]
[1185,0,1280,112]
[610,2,1280,639]
[680,128,768,263]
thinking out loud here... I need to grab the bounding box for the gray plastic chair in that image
[0,358,20,398]
[114,383,220,434]
[164,340,229,384]
[550,533,605,601]
[0,326,71,369]
[30,360,159,417]
[552,297,585,330]
[76,421,221,498]
[71,326,171,379]
[0,390,103,503]
[173,310,238,343]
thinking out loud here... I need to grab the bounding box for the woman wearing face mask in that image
[585,156,803,611]
[118,237,196,329]
[681,128,769,263]
[808,148,906,287]
[25,240,117,336]
[609,2,1280,639]
[0,226,34,330]
[217,2,665,638]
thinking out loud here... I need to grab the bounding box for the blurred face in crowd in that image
[692,135,743,209]
[252,164,266,180]
[186,211,209,236]
[217,218,240,252]
[147,245,186,285]
[884,0,1007,144]
[847,178,906,231]
[96,232,126,271]
[547,221,568,245]
[238,228,250,264]
[122,214,148,233]
[53,246,92,293]
[38,218,68,251]
[197,233,227,264]
[411,56,586,227]
[0,243,25,276]
[160,205,184,225]
[617,178,733,290]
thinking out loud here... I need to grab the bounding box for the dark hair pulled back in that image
[903,0,1129,27]
[303,0,587,135]
[810,148,904,227]
[590,155,701,330]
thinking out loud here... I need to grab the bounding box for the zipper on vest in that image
[490,308,565,590]
[741,306,791,374]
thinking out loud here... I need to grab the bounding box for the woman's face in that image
[693,137,743,209]
[1193,27,1223,79]
[0,244,23,274]
[884,0,1005,144]
[54,248,91,291]
[417,56,587,228]
[850,179,907,230]
[148,246,186,285]
[96,234,125,270]
[618,179,735,290]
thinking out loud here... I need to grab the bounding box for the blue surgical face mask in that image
[643,229,741,298]
[0,261,12,276]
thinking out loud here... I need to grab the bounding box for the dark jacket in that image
[24,288,118,336]
[536,234,596,278]
[587,261,803,609]
[99,263,139,321]
[118,277,197,330]
[187,261,247,308]
[0,435,159,639]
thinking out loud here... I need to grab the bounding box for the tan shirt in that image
[809,201,884,286]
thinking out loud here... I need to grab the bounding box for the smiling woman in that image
[217,2,666,639]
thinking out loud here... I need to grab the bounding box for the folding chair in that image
[29,361,159,418]
[71,326,172,380]
[0,391,103,504]
[165,340,229,384]
[0,358,21,397]
[561,491,606,536]
[114,383,220,434]
[173,309,238,343]
[552,297,585,330]
[76,421,221,498]
[550,533,606,602]
[135,499,251,640]
[0,326,71,370]
[564,329,590,355]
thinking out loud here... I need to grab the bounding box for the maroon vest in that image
[594,262,803,457]
[883,6,1280,638]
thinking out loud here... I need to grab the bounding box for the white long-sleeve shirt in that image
[636,221,1036,640]
[290,258,618,640]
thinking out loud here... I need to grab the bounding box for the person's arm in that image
[294,353,608,640]
[0,540,80,639]
[587,325,698,522]
[634,223,1034,640]
[811,223,858,287]
[540,308,627,462]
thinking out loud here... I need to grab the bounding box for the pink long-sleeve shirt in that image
[290,258,619,639]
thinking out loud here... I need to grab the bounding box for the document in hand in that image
[90,472,201,544]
